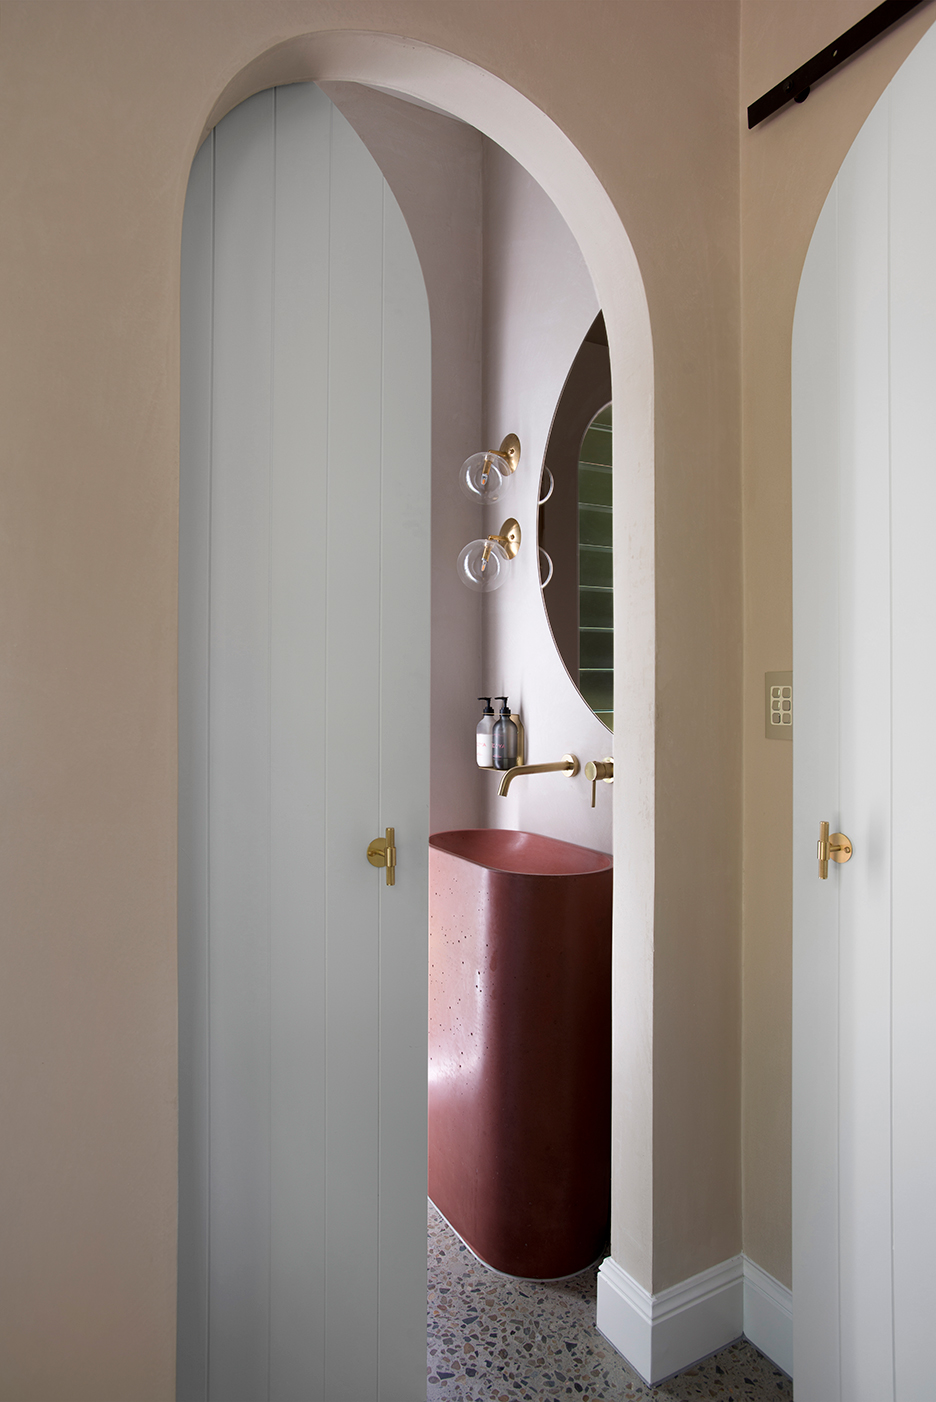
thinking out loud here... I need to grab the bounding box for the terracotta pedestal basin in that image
[428,828,612,1279]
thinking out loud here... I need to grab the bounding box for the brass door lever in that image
[585,758,614,808]
[367,827,396,886]
[817,820,852,879]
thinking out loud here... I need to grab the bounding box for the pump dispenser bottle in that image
[476,698,496,768]
[492,697,519,771]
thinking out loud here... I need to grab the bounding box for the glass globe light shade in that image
[457,537,511,592]
[459,450,513,503]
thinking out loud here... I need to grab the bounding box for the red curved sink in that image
[428,828,612,1280]
[429,826,612,877]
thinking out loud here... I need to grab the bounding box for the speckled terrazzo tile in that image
[427,1203,792,1402]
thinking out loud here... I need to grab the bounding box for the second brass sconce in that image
[457,519,522,592]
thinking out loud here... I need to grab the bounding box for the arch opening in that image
[181,25,656,1363]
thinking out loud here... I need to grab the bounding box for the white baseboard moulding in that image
[596,1253,793,1386]
[742,1256,793,1379]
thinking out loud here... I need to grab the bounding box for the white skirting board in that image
[596,1253,793,1385]
[742,1257,793,1379]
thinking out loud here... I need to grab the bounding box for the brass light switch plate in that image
[765,671,793,740]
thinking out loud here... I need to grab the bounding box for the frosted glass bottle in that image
[492,697,519,771]
[476,698,496,768]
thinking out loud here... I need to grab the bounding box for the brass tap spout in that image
[497,754,580,797]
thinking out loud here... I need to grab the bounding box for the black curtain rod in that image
[748,0,933,129]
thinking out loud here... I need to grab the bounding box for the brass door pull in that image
[818,820,852,879]
[584,758,614,808]
[367,827,396,886]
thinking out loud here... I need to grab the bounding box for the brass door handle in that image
[818,820,852,879]
[367,827,396,886]
[584,758,614,808]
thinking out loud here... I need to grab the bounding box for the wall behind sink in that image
[480,140,614,852]
[322,82,489,837]
[328,88,612,852]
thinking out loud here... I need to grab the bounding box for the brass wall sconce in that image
[460,434,521,504]
[457,519,522,592]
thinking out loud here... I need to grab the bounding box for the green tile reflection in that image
[579,466,612,507]
[579,589,613,630]
[580,670,613,716]
[580,630,613,669]
[580,424,612,468]
[579,546,613,589]
[579,504,613,548]
[577,401,612,728]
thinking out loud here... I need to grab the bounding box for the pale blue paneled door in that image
[178,84,430,1402]
[793,23,936,1401]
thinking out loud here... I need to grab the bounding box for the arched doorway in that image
[180,34,654,1401]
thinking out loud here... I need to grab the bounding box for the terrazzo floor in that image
[427,1203,792,1402]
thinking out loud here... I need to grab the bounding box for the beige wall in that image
[0,6,742,1390]
[739,0,936,1288]
[10,0,933,1390]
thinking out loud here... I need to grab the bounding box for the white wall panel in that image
[268,82,332,1402]
[322,96,385,1402]
[793,21,936,1400]
[178,130,214,1402]
[792,183,843,1402]
[179,82,430,1402]
[377,190,432,1400]
[889,38,936,1400]
[835,106,893,1402]
[209,91,275,1402]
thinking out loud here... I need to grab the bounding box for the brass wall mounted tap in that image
[497,754,579,797]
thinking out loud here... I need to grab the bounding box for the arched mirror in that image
[539,313,613,729]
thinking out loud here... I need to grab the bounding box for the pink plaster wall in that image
[479,141,615,851]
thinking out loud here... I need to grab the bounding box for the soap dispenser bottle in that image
[476,697,496,768]
[492,697,519,771]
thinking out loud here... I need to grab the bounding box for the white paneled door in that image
[178,84,430,1402]
[792,25,936,1402]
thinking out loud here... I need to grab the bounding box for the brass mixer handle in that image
[584,758,614,808]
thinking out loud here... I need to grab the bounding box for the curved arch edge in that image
[191,23,656,1289]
